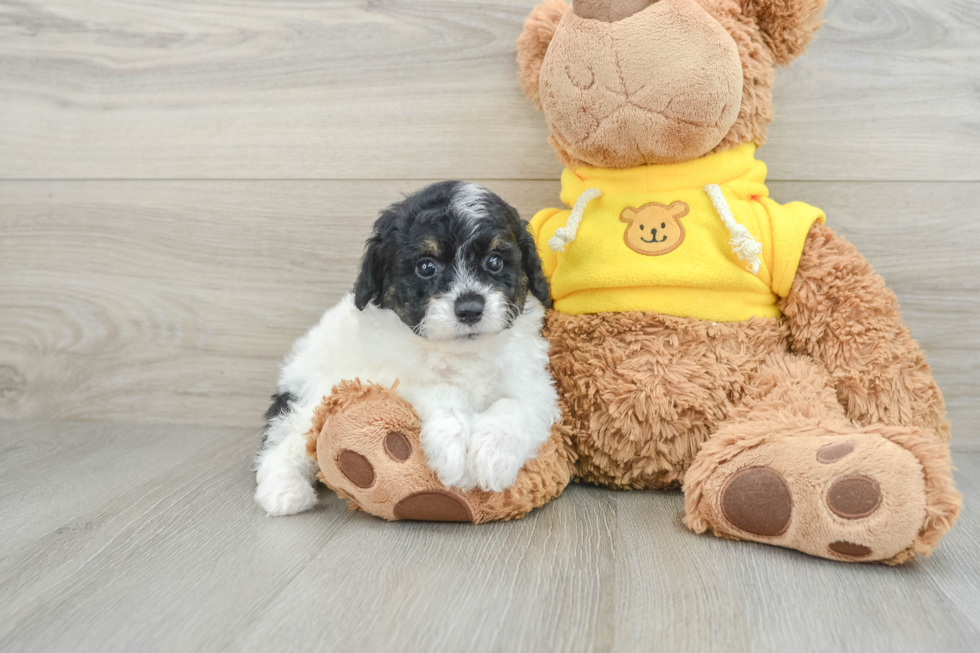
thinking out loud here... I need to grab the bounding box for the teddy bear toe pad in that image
[336,450,376,488]
[393,490,474,522]
[384,431,412,462]
[702,432,927,562]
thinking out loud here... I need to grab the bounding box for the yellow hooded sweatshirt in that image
[529,144,825,322]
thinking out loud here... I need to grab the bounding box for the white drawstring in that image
[548,188,603,253]
[704,184,762,275]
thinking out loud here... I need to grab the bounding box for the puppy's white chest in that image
[413,350,501,405]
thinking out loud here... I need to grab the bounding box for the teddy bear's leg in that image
[782,222,952,441]
[308,381,574,524]
[684,223,961,563]
[783,223,961,555]
[682,350,955,563]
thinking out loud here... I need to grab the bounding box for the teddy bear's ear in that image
[517,0,571,109]
[741,0,828,67]
[668,201,689,219]
[620,207,637,223]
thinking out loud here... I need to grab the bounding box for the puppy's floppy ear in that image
[353,233,386,311]
[354,210,398,311]
[519,224,552,308]
[507,208,552,309]
[741,0,827,67]
[516,0,571,110]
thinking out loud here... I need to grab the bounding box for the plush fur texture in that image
[546,309,790,489]
[741,0,826,66]
[679,346,930,563]
[254,183,559,516]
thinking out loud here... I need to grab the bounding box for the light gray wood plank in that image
[926,452,980,635]
[611,472,980,653]
[0,0,977,181]
[0,420,977,653]
[0,421,357,652]
[2,180,977,444]
[765,0,980,182]
[0,0,560,182]
[230,487,618,653]
[0,419,253,554]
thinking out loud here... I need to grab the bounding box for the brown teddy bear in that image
[308,0,961,565]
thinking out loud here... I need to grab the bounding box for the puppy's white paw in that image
[421,414,470,489]
[468,415,527,493]
[255,476,318,516]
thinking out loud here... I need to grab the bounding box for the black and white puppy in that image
[254,182,560,516]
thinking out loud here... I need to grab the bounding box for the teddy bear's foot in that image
[307,380,573,524]
[683,423,960,564]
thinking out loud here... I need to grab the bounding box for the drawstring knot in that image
[548,188,603,252]
[704,184,762,275]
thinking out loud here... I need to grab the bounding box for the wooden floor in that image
[0,420,977,653]
[2,0,979,651]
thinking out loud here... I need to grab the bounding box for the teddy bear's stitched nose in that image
[573,0,660,22]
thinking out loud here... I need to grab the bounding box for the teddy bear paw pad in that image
[720,466,792,537]
[828,541,873,558]
[698,432,928,562]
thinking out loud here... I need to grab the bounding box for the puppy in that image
[254,181,560,516]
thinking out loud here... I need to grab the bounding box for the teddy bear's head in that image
[517,0,826,169]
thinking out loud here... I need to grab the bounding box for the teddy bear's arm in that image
[779,222,950,440]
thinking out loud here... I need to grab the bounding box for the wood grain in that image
[0,420,977,653]
[611,477,980,653]
[0,0,978,181]
[1,179,977,445]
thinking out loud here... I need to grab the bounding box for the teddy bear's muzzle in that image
[574,0,661,22]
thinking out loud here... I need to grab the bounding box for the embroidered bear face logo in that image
[620,201,689,256]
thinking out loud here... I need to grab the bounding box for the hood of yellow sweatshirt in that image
[560,144,768,204]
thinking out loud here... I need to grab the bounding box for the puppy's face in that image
[354,182,551,342]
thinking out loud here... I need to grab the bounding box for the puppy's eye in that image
[661,223,666,229]
[640,225,645,231]
[483,254,504,274]
[415,258,439,279]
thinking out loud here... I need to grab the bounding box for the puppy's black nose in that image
[454,294,485,325]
